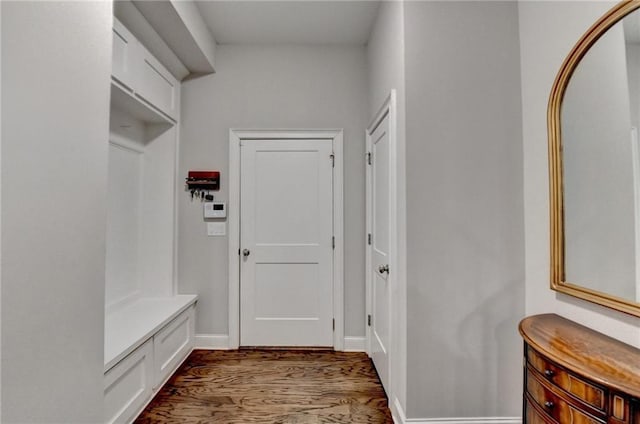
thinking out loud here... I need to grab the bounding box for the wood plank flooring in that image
[135,349,393,423]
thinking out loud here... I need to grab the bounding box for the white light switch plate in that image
[207,222,226,236]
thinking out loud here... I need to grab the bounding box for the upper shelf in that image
[111,81,173,126]
[114,0,216,81]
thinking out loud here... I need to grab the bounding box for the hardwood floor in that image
[135,349,393,423]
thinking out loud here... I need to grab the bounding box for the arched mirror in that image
[550,0,640,317]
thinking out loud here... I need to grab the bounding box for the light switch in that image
[207,222,226,236]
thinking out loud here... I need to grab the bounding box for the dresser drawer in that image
[526,368,605,424]
[632,399,640,423]
[526,397,558,424]
[610,393,631,423]
[527,346,607,412]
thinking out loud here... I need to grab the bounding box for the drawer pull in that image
[544,369,555,378]
[544,401,555,409]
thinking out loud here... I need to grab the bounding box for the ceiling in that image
[195,1,381,46]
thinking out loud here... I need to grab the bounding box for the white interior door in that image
[368,113,391,393]
[240,139,334,346]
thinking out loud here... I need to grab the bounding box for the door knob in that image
[243,249,251,257]
[378,264,389,274]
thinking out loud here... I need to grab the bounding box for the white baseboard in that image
[391,398,521,424]
[343,336,366,352]
[391,397,407,424]
[195,334,365,351]
[195,334,230,350]
[405,418,521,424]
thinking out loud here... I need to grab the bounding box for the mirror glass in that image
[562,8,640,303]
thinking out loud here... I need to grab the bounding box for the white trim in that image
[228,129,345,350]
[403,418,522,424]
[343,336,366,352]
[366,127,372,356]
[391,401,521,424]
[172,121,181,296]
[391,397,407,424]
[194,334,230,350]
[229,129,241,349]
[332,131,344,351]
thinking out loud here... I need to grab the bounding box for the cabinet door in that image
[135,43,179,120]
[104,339,154,424]
[112,17,137,91]
[153,306,194,388]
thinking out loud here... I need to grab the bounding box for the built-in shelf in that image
[104,295,198,371]
[110,80,174,126]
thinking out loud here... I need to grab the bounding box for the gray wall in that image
[403,1,525,417]
[520,1,640,346]
[366,0,408,411]
[1,1,112,422]
[178,44,369,337]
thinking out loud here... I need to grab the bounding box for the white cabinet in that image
[104,339,154,424]
[135,44,179,120]
[106,14,190,424]
[104,298,196,424]
[111,18,179,121]
[111,18,137,92]
[153,305,195,388]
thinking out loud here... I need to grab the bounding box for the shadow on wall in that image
[457,279,524,413]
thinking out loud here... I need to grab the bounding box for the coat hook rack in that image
[186,171,220,200]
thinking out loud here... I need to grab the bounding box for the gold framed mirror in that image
[549,0,640,317]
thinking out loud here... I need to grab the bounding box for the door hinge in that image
[367,152,372,165]
[238,249,241,256]
[367,314,372,326]
[332,318,335,331]
[330,153,335,168]
[332,236,335,249]
[368,233,372,245]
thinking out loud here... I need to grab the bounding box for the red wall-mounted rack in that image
[186,171,220,191]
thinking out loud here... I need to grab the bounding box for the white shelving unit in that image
[104,13,203,424]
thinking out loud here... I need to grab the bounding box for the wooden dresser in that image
[519,314,640,424]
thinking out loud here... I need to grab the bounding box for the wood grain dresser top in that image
[519,314,640,399]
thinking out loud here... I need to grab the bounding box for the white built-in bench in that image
[104,295,197,424]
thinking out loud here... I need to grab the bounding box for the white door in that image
[368,112,391,393]
[240,139,334,346]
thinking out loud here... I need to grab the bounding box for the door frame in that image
[366,91,397,393]
[228,129,344,350]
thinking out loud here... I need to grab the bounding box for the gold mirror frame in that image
[549,0,640,317]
